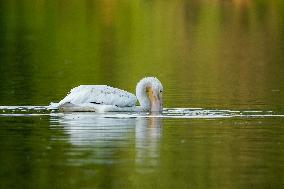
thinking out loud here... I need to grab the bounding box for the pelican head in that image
[136,77,163,112]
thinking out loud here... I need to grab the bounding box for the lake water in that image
[1,1,284,188]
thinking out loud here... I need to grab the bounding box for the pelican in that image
[49,77,163,112]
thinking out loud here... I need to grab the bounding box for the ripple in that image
[0,106,283,118]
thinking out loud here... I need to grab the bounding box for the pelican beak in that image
[147,87,163,112]
[151,96,163,112]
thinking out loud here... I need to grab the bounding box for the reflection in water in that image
[52,113,135,146]
[1,114,284,189]
[135,116,162,172]
[50,113,162,169]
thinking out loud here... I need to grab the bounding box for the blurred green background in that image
[1,1,284,189]
[0,0,284,110]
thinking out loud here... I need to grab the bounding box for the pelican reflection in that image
[50,113,162,168]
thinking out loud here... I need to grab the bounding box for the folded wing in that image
[58,85,137,107]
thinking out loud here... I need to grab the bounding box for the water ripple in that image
[0,106,283,118]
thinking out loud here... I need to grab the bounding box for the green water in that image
[1,1,284,188]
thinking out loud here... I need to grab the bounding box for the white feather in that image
[58,85,137,107]
[49,77,163,112]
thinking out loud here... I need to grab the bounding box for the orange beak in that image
[146,87,163,112]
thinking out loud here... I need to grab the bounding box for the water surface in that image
[1,109,284,189]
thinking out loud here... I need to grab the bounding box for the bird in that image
[49,77,163,112]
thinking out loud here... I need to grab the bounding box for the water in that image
[1,0,284,188]
[1,107,284,188]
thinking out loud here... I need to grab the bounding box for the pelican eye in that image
[160,89,163,93]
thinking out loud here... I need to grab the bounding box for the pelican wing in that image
[58,85,137,107]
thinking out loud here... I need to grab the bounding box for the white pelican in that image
[50,77,163,112]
